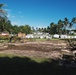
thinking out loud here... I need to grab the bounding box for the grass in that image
[0,53,51,63]
[0,53,76,75]
[0,53,49,62]
[33,38,48,41]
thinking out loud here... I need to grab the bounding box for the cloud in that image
[7,13,16,18]
[7,12,15,18]
[7,14,11,18]
[37,25,47,28]
[11,22,19,25]
[18,11,22,13]
[11,16,16,18]
[11,20,21,25]
[5,9,11,12]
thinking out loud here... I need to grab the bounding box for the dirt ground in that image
[0,40,70,58]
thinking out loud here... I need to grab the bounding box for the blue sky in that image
[0,0,76,28]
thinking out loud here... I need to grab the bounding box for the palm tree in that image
[50,22,55,34]
[5,20,12,33]
[0,17,6,31]
[69,17,76,35]
[47,26,50,33]
[50,22,54,28]
[71,17,76,28]
[0,4,7,17]
[63,18,69,34]
[50,22,58,34]
[69,22,73,35]
[71,17,76,24]
[57,19,63,34]
[0,4,8,32]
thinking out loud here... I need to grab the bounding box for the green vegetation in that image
[0,53,50,63]
[0,4,32,34]
[35,38,48,41]
[35,17,76,35]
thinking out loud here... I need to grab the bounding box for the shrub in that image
[0,35,9,40]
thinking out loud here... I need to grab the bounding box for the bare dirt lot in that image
[0,40,70,58]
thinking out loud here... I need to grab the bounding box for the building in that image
[26,32,51,39]
[17,32,26,38]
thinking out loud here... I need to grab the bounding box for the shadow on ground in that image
[0,56,76,75]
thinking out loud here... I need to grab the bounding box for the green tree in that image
[19,25,31,34]
[69,17,76,35]
[71,17,76,24]
[0,4,7,17]
[0,4,8,32]
[57,19,64,34]
[31,27,35,32]
[69,22,73,34]
[63,18,69,34]
[13,25,20,34]
[47,26,50,33]
[50,22,57,34]
[0,17,7,31]
[43,28,47,32]
[50,22,54,28]
[5,20,13,33]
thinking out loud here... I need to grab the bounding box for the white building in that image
[60,35,68,39]
[26,34,34,38]
[53,34,59,38]
[26,32,51,39]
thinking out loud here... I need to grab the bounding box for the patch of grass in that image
[31,57,51,63]
[0,53,50,63]
[35,38,47,41]
[0,53,17,58]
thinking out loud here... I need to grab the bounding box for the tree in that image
[69,22,73,35]
[50,22,57,34]
[0,4,8,32]
[63,18,69,34]
[50,22,54,28]
[0,17,7,31]
[43,28,47,32]
[24,25,31,34]
[57,19,64,34]
[69,17,76,35]
[71,17,76,29]
[19,25,31,34]
[0,4,7,19]
[13,25,20,34]
[71,17,76,24]
[32,27,35,32]
[46,26,50,33]
[5,20,13,33]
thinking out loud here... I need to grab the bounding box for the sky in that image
[0,0,76,28]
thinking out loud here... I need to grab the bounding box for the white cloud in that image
[11,16,16,18]
[5,9,11,11]
[11,22,19,25]
[7,14,11,18]
[37,25,47,28]
[11,21,21,25]
[18,11,22,13]
[7,14,16,18]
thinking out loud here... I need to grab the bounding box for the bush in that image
[0,35,9,40]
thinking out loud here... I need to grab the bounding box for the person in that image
[9,36,13,42]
